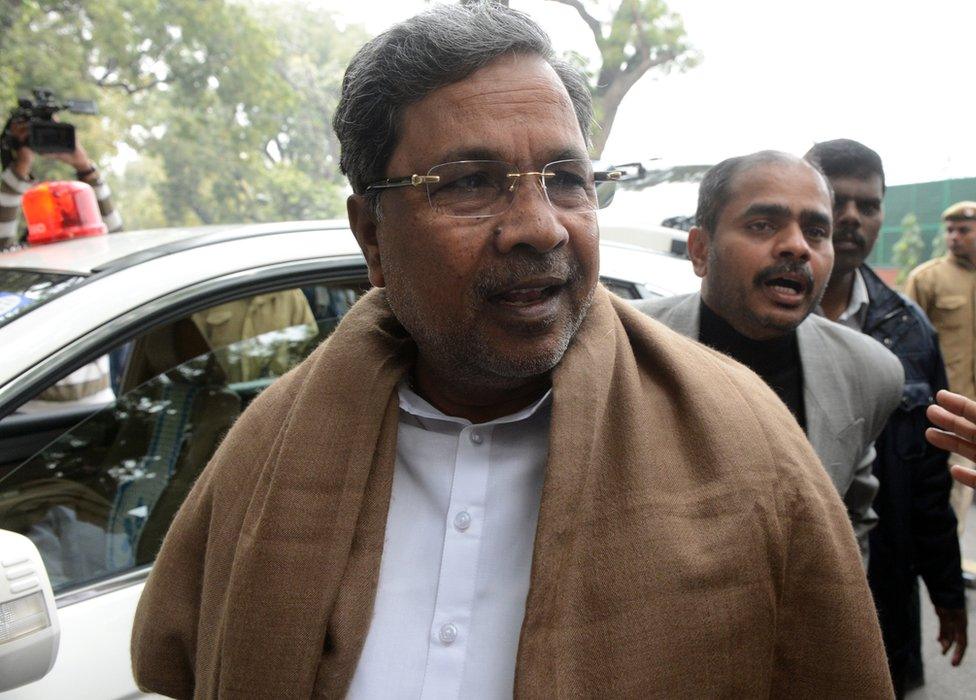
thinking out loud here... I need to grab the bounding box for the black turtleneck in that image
[698,300,806,431]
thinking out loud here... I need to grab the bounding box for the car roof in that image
[0,219,357,275]
[599,239,698,296]
[0,218,697,301]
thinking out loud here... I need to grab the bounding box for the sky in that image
[320,0,976,220]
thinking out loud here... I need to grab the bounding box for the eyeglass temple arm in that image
[504,170,623,182]
[365,174,441,192]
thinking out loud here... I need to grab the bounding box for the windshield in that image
[0,269,86,329]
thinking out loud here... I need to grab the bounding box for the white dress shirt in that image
[345,381,551,700]
[834,268,870,331]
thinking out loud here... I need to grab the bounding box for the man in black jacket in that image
[807,139,967,696]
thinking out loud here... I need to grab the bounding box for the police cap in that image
[942,201,976,221]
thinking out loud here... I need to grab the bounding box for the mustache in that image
[833,227,867,250]
[753,260,814,291]
[473,250,579,297]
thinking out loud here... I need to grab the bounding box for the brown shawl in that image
[131,286,893,698]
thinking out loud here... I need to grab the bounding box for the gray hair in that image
[332,2,594,206]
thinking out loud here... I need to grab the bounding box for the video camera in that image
[1,88,97,167]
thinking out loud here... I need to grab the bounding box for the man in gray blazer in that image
[637,150,903,562]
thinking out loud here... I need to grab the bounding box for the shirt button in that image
[439,623,458,645]
[470,431,483,445]
[454,511,471,531]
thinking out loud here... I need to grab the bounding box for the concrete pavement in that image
[907,502,976,698]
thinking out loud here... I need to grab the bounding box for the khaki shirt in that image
[906,254,976,398]
[192,289,316,383]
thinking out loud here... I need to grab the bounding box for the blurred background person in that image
[907,203,976,539]
[1,118,122,248]
[2,117,123,408]
[808,139,966,697]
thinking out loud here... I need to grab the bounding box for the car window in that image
[0,269,86,329]
[0,280,366,593]
[600,277,642,300]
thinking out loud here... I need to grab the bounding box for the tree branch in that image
[96,75,173,95]
[95,58,119,84]
[623,46,677,78]
[546,0,603,47]
[625,0,651,65]
[190,199,213,225]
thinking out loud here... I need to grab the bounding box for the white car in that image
[0,220,697,698]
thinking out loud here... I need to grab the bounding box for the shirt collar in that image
[397,379,552,427]
[951,253,976,270]
[836,268,870,329]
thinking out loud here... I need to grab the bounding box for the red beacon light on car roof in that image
[22,180,107,245]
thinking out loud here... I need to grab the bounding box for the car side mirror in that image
[0,530,60,692]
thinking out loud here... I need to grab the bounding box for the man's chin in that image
[477,293,592,376]
[475,332,573,380]
[761,307,809,334]
[746,299,813,338]
[832,252,865,275]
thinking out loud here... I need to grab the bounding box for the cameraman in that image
[2,119,123,409]
[1,119,122,247]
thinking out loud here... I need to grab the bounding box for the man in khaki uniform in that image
[906,201,976,531]
[192,290,316,383]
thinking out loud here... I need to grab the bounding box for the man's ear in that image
[347,194,385,288]
[687,226,709,279]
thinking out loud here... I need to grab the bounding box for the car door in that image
[0,262,369,699]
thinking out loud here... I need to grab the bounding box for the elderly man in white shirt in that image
[348,382,550,697]
[130,5,894,698]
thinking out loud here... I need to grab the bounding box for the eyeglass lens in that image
[424,160,615,218]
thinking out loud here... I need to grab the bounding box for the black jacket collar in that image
[860,264,904,333]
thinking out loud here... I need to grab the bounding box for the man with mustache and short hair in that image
[637,150,904,563]
[807,139,966,697]
[130,7,895,697]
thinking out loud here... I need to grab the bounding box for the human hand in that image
[935,605,968,666]
[951,463,976,488]
[6,120,34,179]
[50,141,92,174]
[6,118,94,176]
[926,390,976,487]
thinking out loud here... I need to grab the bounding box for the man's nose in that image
[774,223,812,260]
[835,199,860,227]
[492,176,570,255]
